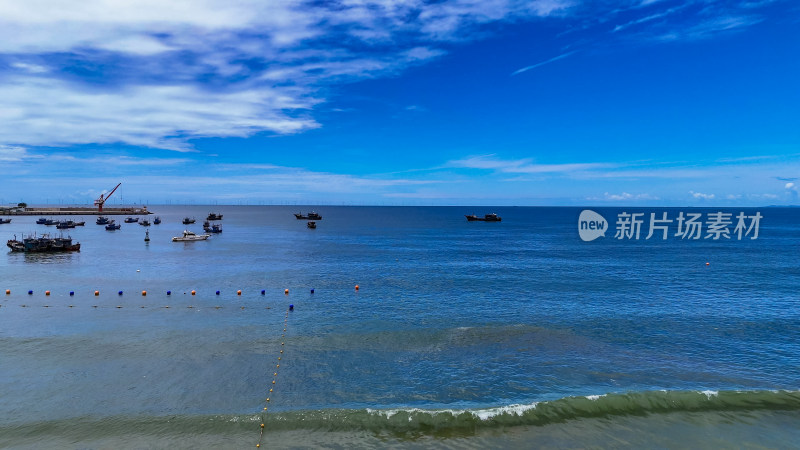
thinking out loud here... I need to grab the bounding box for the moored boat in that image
[7,234,81,252]
[56,220,76,229]
[203,223,222,233]
[124,217,139,223]
[96,216,110,225]
[0,218,11,224]
[139,219,151,226]
[207,213,223,221]
[105,221,121,230]
[307,221,316,229]
[172,230,210,242]
[153,217,161,224]
[182,217,196,224]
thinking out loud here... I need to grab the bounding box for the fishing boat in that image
[465,213,502,222]
[182,217,196,224]
[36,217,49,224]
[105,221,121,230]
[56,221,76,229]
[139,219,151,226]
[96,216,110,225]
[153,217,161,224]
[124,217,139,223]
[7,234,81,252]
[0,218,11,224]
[294,212,322,220]
[203,223,222,233]
[206,213,223,221]
[307,221,316,229]
[172,230,210,242]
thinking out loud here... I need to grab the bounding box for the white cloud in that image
[0,76,318,151]
[689,190,715,200]
[0,145,32,161]
[0,0,573,152]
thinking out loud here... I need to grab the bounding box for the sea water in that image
[1,206,798,448]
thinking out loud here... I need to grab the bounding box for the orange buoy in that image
[355,284,359,291]
[706,262,710,266]
[284,289,289,295]
[94,290,99,296]
[237,290,242,295]
[142,290,147,296]
[191,290,196,295]
[45,291,50,296]
[5,289,9,295]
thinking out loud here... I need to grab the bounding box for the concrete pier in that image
[1,207,152,216]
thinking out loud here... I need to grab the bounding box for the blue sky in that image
[1,0,798,206]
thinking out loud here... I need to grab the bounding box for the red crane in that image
[94,183,121,212]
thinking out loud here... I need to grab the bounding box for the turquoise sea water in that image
[1,206,799,448]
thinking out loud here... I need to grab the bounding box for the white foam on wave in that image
[701,390,719,398]
[367,402,539,421]
[585,394,606,401]
[470,403,538,421]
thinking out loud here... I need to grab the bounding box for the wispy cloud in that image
[511,51,577,76]
[597,192,660,201]
[613,5,687,33]
[0,145,34,162]
[446,154,617,173]
[0,0,571,152]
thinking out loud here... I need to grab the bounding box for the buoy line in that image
[257,306,291,448]
[0,304,273,310]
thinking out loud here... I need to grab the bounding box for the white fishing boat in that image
[171,230,210,242]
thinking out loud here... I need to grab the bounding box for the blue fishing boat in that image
[7,234,81,252]
[203,223,222,233]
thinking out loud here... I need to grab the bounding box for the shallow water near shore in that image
[1,206,799,448]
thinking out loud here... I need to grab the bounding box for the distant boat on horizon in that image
[465,213,502,222]
[295,212,322,220]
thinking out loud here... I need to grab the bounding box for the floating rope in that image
[257,307,290,448]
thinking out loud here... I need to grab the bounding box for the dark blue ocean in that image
[1,206,799,448]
